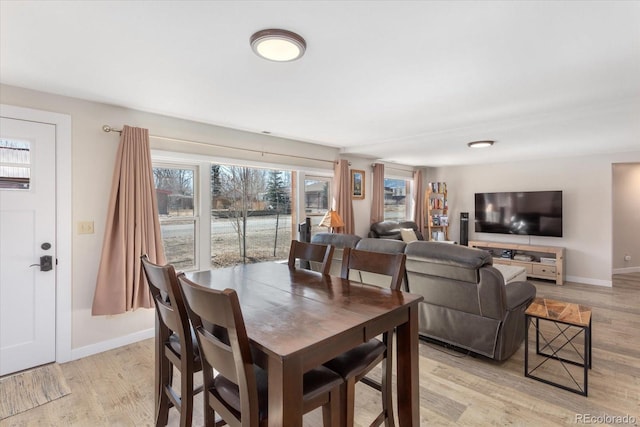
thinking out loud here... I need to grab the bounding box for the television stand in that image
[468,240,565,285]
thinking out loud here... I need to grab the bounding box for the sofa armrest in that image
[505,281,536,310]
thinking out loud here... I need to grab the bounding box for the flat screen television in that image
[474,191,563,237]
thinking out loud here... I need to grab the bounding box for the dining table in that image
[186,261,423,427]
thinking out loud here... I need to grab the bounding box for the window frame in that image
[152,162,201,271]
[383,175,414,222]
[299,172,334,238]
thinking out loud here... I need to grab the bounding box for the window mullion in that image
[198,162,211,271]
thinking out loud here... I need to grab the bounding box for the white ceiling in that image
[1,1,639,167]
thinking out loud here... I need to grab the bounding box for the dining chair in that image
[140,255,203,427]
[324,247,407,427]
[287,239,335,275]
[177,273,344,427]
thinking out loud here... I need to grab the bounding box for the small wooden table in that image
[525,297,592,396]
[187,262,424,426]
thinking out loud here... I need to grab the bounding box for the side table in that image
[525,297,592,396]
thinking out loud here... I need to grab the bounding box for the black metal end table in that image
[524,297,592,396]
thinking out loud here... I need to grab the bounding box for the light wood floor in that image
[2,274,639,426]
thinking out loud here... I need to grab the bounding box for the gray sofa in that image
[309,233,536,361]
[405,241,536,361]
[368,220,424,241]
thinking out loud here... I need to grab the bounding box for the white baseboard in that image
[566,275,612,287]
[613,266,640,274]
[70,328,155,361]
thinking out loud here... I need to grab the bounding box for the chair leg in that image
[370,333,396,427]
[343,377,356,427]
[382,331,396,427]
[179,364,194,427]
[381,350,395,427]
[156,353,172,426]
[204,398,216,427]
[321,387,341,427]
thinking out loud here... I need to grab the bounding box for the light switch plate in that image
[78,221,94,234]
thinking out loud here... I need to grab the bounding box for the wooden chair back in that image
[140,255,201,427]
[288,240,334,275]
[177,274,259,426]
[142,255,190,337]
[340,247,406,291]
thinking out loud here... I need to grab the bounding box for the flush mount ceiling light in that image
[467,140,495,148]
[250,29,306,62]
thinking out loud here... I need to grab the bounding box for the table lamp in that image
[319,210,345,233]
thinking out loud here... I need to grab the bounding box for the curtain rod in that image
[102,125,338,165]
[371,162,415,173]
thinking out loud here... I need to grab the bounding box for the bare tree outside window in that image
[211,164,292,267]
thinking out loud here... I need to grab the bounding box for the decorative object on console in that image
[501,249,513,259]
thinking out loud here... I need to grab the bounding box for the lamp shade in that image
[319,210,345,230]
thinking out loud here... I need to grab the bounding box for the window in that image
[153,165,198,270]
[0,139,31,190]
[384,178,411,221]
[211,164,292,268]
[303,176,332,237]
[153,156,331,271]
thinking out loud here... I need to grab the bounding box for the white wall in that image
[426,152,640,286]
[0,84,340,356]
[612,163,640,272]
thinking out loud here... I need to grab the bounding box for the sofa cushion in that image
[400,228,418,242]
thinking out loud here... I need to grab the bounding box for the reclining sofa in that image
[404,241,536,361]
[309,233,536,361]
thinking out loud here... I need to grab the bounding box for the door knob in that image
[29,255,53,271]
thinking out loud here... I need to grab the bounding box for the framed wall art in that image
[351,169,365,200]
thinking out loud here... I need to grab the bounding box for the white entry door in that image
[0,117,56,376]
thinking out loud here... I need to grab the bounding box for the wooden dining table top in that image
[186,261,424,366]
